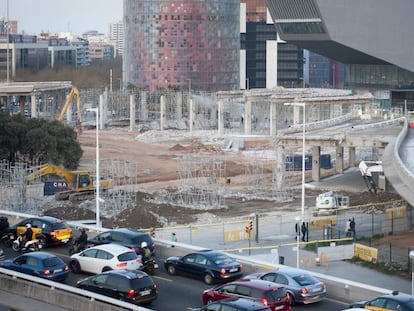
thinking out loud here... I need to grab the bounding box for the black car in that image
[87,228,155,255]
[350,291,414,311]
[164,249,243,285]
[192,297,272,311]
[7,216,72,247]
[76,269,157,305]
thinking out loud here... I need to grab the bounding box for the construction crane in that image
[57,87,82,133]
[26,163,113,202]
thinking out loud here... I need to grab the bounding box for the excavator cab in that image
[76,173,92,189]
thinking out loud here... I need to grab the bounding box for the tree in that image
[0,112,83,169]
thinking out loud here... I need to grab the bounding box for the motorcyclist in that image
[75,228,88,250]
[139,241,152,262]
[23,223,34,247]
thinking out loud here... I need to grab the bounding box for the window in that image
[96,250,111,260]
[184,254,196,263]
[235,285,251,296]
[275,274,288,285]
[195,255,207,265]
[26,257,38,266]
[262,273,276,282]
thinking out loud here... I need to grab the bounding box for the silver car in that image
[244,266,327,305]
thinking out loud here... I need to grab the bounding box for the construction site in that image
[0,83,405,228]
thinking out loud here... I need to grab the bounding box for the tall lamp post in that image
[86,108,100,228]
[410,250,414,296]
[284,101,306,268]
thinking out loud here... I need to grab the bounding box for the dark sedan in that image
[164,249,243,285]
[76,269,157,305]
[0,252,69,282]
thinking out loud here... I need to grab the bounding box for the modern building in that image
[266,0,414,109]
[109,21,124,57]
[123,0,240,92]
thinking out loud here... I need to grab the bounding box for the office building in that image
[109,21,124,57]
[123,0,240,92]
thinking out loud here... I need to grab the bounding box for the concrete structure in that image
[123,0,240,92]
[109,21,124,57]
[266,0,414,106]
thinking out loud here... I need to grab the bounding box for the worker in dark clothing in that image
[301,222,307,242]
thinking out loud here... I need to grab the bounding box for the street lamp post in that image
[86,108,100,228]
[410,250,414,296]
[284,101,306,268]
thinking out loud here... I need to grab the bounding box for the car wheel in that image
[102,266,112,272]
[40,237,47,248]
[69,260,81,274]
[167,264,176,275]
[287,292,295,306]
[204,273,214,285]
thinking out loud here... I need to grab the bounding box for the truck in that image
[26,164,113,202]
[358,160,384,194]
[314,191,349,215]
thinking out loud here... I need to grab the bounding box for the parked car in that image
[192,297,272,311]
[164,249,243,285]
[76,269,157,305]
[7,216,72,247]
[244,266,327,305]
[87,228,154,255]
[349,291,414,311]
[202,278,291,311]
[69,243,142,274]
[0,251,69,282]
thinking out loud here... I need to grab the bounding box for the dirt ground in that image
[43,128,412,252]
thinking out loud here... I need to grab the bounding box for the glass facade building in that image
[123,0,240,92]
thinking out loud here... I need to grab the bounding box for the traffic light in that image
[149,227,155,238]
[245,218,253,234]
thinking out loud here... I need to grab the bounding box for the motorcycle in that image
[68,239,87,255]
[0,232,15,248]
[141,258,158,275]
[12,233,44,252]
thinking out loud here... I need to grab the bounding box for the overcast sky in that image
[0,0,123,36]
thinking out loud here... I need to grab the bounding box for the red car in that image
[202,278,291,311]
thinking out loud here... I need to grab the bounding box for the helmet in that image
[25,223,31,229]
[141,242,148,248]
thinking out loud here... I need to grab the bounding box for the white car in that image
[69,243,142,274]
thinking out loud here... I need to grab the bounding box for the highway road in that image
[0,242,353,311]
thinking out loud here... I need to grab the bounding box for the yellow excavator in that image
[27,164,113,202]
[56,87,82,133]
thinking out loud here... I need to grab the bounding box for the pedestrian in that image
[301,222,307,242]
[171,232,177,242]
[294,223,300,240]
[346,219,352,237]
[350,217,356,237]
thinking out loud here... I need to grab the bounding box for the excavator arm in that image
[57,87,82,133]
[26,164,76,186]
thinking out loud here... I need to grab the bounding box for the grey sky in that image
[0,0,123,36]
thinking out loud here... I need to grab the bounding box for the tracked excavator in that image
[26,164,113,202]
[56,87,82,133]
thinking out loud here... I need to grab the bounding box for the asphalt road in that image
[0,242,353,311]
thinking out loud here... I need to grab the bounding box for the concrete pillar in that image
[129,95,135,131]
[335,146,344,174]
[30,94,36,118]
[19,97,25,116]
[176,92,182,120]
[245,100,252,135]
[276,146,285,190]
[99,94,104,130]
[189,98,195,132]
[160,95,166,130]
[349,147,356,167]
[270,102,277,137]
[140,91,148,121]
[312,146,321,182]
[218,100,224,135]
[293,105,301,125]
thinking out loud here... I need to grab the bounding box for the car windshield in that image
[118,251,138,261]
[43,257,62,267]
[292,273,318,286]
[212,254,233,265]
